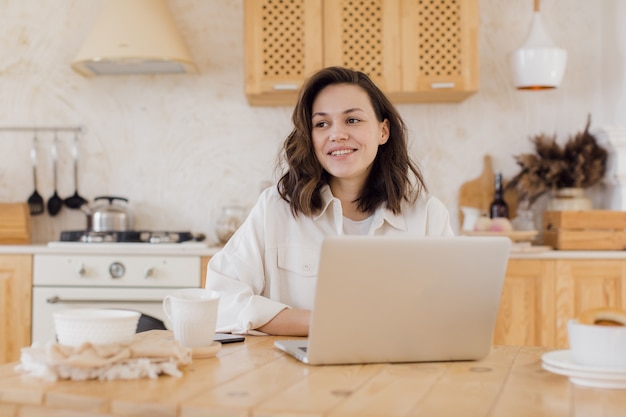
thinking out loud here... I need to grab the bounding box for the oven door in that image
[32,287,173,344]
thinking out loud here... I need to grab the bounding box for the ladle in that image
[64,132,87,209]
[26,133,44,215]
[46,133,63,216]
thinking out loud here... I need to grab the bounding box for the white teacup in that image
[568,319,626,368]
[163,288,220,348]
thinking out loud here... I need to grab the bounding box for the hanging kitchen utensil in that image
[47,133,63,216]
[26,133,44,215]
[64,131,87,209]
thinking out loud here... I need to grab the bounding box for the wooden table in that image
[1,336,625,417]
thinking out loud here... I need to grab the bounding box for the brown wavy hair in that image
[277,66,426,217]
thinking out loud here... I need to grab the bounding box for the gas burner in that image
[59,230,197,244]
[140,231,191,244]
[81,232,120,243]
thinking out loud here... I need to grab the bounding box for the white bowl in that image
[54,309,140,347]
[567,319,626,368]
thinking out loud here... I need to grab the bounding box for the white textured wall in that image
[601,0,626,127]
[0,0,617,243]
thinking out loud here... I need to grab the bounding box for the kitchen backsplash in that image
[0,0,621,244]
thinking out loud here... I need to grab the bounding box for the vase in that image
[546,188,592,211]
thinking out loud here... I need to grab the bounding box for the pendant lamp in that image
[510,0,567,90]
[72,0,196,76]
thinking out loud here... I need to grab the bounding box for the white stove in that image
[32,237,210,344]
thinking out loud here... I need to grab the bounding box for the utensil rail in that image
[0,126,84,134]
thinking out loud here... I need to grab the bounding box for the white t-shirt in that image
[206,184,454,334]
[342,215,373,235]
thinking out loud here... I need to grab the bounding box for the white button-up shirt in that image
[206,184,454,334]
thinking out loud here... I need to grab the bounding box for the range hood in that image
[71,0,196,76]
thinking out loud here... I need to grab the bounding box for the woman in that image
[206,66,453,336]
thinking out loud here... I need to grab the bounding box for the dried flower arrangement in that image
[506,115,608,205]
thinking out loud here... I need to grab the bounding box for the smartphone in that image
[214,333,245,344]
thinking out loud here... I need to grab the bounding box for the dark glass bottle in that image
[490,173,509,219]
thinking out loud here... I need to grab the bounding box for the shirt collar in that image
[376,207,407,231]
[314,184,407,231]
[314,185,336,220]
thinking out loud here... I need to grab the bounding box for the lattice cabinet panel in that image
[341,1,384,76]
[323,0,401,93]
[418,0,463,78]
[261,1,306,79]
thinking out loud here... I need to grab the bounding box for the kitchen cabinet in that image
[244,0,479,106]
[200,256,212,288]
[553,259,626,347]
[493,259,556,348]
[0,255,32,364]
[494,258,626,349]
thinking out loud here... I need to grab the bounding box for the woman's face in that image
[311,83,389,188]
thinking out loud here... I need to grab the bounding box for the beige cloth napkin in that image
[16,330,192,381]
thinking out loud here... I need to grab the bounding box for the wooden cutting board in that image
[457,155,517,227]
[0,203,31,244]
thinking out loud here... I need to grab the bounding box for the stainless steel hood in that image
[71,0,196,76]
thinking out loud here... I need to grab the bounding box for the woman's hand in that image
[257,308,310,336]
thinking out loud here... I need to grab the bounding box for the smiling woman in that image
[205,66,454,337]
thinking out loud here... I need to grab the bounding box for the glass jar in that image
[511,209,535,231]
[215,206,248,245]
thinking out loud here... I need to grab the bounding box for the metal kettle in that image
[82,196,133,232]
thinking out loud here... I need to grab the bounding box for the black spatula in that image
[26,134,44,215]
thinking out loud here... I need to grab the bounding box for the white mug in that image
[162,288,220,348]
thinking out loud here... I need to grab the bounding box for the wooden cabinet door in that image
[397,0,479,102]
[555,259,626,348]
[244,0,323,105]
[322,0,402,94]
[0,255,32,363]
[494,259,556,347]
[200,256,212,289]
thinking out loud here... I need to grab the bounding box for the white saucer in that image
[542,350,626,373]
[542,350,626,389]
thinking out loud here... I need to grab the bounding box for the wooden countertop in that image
[0,243,221,256]
[1,336,625,416]
[508,249,626,259]
[1,243,626,260]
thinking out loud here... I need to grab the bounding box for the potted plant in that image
[506,115,608,210]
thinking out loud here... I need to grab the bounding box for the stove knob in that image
[144,267,155,279]
[109,262,126,279]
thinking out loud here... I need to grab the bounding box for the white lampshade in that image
[510,5,567,90]
[72,0,196,76]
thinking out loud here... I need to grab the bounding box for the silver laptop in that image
[274,235,511,365]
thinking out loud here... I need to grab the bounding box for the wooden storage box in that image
[542,210,626,250]
[0,203,31,244]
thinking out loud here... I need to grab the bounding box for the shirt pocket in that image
[277,246,319,309]
[277,246,319,277]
